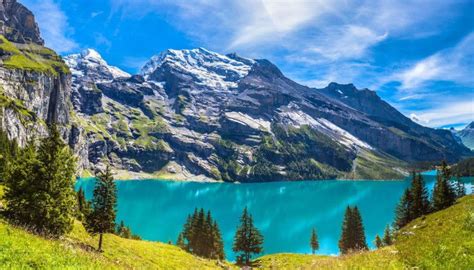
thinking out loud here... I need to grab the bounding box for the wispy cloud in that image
[22,0,77,53]
[409,99,474,128]
[388,32,474,90]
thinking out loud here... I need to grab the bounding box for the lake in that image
[76,172,472,260]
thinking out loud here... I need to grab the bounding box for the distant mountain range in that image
[1,0,472,181]
[455,122,474,150]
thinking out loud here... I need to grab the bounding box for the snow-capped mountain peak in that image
[64,49,130,81]
[140,48,255,90]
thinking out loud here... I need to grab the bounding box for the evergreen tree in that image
[382,225,392,246]
[178,208,224,259]
[86,166,117,251]
[432,161,456,211]
[233,207,264,266]
[4,125,76,237]
[339,206,368,254]
[410,173,431,218]
[352,207,368,251]
[76,187,91,221]
[0,128,18,181]
[176,233,186,249]
[310,228,319,254]
[374,235,382,249]
[212,220,225,260]
[454,175,466,199]
[394,188,413,229]
[339,206,353,254]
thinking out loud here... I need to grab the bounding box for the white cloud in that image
[408,99,474,128]
[22,0,77,53]
[389,32,474,90]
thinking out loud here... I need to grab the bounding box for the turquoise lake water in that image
[76,172,472,260]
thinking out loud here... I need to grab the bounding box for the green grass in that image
[0,184,234,269]
[0,219,234,269]
[255,195,474,269]
[0,35,69,75]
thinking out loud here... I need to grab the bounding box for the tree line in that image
[394,162,466,229]
[1,125,136,251]
[0,126,469,265]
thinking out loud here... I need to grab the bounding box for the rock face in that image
[0,0,70,148]
[457,122,474,150]
[0,0,43,44]
[65,48,472,181]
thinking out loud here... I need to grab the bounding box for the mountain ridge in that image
[63,47,471,181]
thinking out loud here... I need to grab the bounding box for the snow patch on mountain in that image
[225,111,271,132]
[64,49,130,81]
[141,48,254,90]
[278,108,373,150]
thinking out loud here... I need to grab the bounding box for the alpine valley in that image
[0,0,472,182]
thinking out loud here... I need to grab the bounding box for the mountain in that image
[63,48,471,181]
[0,0,71,147]
[0,0,471,182]
[457,122,474,150]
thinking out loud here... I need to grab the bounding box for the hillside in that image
[1,183,472,269]
[255,195,474,269]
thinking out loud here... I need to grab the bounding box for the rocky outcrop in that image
[0,0,43,45]
[65,48,472,181]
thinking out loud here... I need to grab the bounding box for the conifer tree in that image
[374,235,382,249]
[432,161,456,211]
[87,166,117,251]
[178,208,224,259]
[339,206,367,254]
[233,207,264,266]
[352,207,368,251]
[310,228,319,254]
[382,225,392,246]
[4,125,76,237]
[454,175,466,199]
[76,187,91,221]
[394,188,413,229]
[339,206,353,254]
[410,173,431,218]
[176,233,186,249]
[210,220,225,260]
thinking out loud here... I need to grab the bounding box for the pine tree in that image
[394,188,413,229]
[374,235,382,249]
[86,166,117,251]
[233,207,264,266]
[454,175,466,199]
[0,128,18,181]
[382,225,392,246]
[410,173,431,218]
[339,206,367,254]
[432,161,456,211]
[352,207,368,251]
[76,187,91,221]
[310,228,319,254]
[177,208,225,259]
[339,206,353,254]
[176,233,186,249]
[4,125,76,237]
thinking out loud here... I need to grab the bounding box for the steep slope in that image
[0,0,71,147]
[458,121,474,150]
[256,195,474,269]
[66,48,470,181]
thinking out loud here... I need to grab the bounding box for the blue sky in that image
[22,0,473,129]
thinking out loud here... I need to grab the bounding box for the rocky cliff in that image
[64,48,472,181]
[0,0,71,147]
